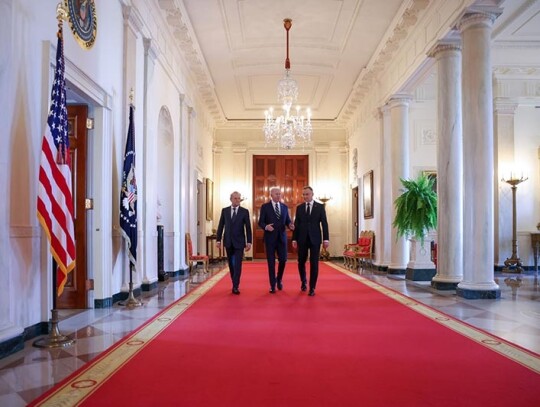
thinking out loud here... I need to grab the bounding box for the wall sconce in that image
[317,194,332,205]
[501,172,528,273]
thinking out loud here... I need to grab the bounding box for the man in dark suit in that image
[258,187,295,293]
[292,186,329,296]
[216,191,252,295]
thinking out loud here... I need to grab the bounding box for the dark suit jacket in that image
[258,201,292,244]
[216,206,252,249]
[292,201,329,246]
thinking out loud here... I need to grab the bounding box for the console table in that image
[206,234,223,263]
[532,233,540,275]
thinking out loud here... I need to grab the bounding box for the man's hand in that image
[246,243,252,251]
[265,224,275,231]
[323,241,330,249]
[216,241,221,248]
[288,223,295,231]
[292,241,297,249]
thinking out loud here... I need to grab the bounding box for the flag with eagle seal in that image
[120,104,138,267]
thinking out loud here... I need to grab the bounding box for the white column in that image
[388,95,412,273]
[380,105,392,268]
[493,102,518,267]
[174,94,185,273]
[178,94,190,274]
[457,11,501,299]
[429,41,464,289]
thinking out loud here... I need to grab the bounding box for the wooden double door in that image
[252,155,309,259]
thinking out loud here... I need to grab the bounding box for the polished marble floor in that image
[0,261,539,406]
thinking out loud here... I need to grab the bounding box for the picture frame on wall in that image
[363,170,373,219]
[206,179,213,221]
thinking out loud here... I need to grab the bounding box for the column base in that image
[456,287,501,299]
[406,268,436,281]
[431,280,459,290]
[387,267,406,275]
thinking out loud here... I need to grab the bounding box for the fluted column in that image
[457,11,501,299]
[429,41,464,289]
[380,105,392,268]
[387,95,412,273]
[493,102,518,268]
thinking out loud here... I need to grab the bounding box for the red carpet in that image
[31,262,540,406]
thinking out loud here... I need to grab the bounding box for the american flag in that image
[120,104,138,267]
[36,29,76,297]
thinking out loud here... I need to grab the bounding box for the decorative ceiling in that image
[156,0,540,129]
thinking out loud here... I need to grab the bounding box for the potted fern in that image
[393,174,437,280]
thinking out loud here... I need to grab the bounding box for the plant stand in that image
[406,235,436,281]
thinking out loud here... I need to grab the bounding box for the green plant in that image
[393,174,437,245]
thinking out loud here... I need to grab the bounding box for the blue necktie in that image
[306,202,311,216]
[275,203,280,220]
[232,207,237,221]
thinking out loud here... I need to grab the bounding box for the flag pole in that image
[119,89,142,308]
[34,3,75,349]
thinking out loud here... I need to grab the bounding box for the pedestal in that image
[406,237,436,281]
[157,225,168,281]
[531,233,540,275]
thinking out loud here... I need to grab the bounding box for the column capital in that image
[387,94,413,108]
[457,8,502,32]
[428,41,462,59]
[122,5,144,34]
[143,38,159,62]
[494,99,518,115]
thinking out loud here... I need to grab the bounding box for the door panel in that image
[252,155,309,259]
[58,105,88,309]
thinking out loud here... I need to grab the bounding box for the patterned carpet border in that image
[329,262,540,374]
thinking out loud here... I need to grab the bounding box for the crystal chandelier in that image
[263,18,312,149]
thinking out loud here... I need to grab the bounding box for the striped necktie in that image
[274,203,280,220]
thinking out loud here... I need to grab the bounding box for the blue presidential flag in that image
[120,105,138,267]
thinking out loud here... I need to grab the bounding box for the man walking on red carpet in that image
[258,187,294,293]
[292,186,329,296]
[217,191,252,295]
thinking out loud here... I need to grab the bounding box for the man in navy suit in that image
[258,187,295,293]
[216,191,252,294]
[292,186,329,296]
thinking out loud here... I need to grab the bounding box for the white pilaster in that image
[458,11,501,298]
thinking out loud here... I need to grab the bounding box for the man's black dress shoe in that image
[308,289,315,296]
[232,288,240,295]
[301,283,307,292]
[277,281,283,290]
[269,288,276,294]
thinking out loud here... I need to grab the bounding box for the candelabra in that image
[318,195,332,261]
[501,173,528,273]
